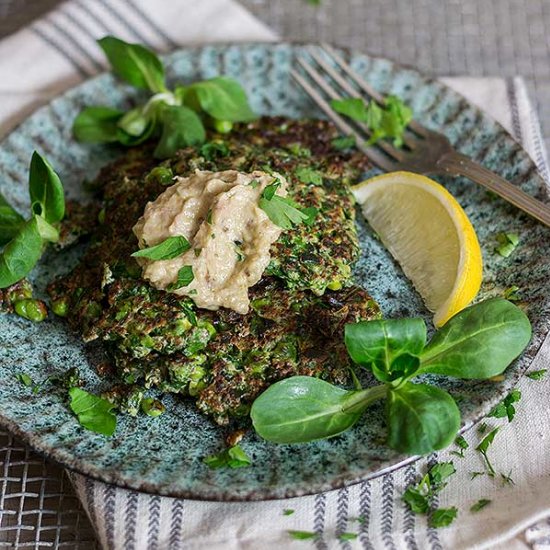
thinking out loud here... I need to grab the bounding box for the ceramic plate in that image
[1,43,549,501]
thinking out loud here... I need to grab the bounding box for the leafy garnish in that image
[200,141,230,160]
[17,373,33,387]
[203,445,251,469]
[527,369,547,380]
[429,507,457,528]
[476,428,499,476]
[132,236,191,260]
[402,461,456,515]
[450,435,469,458]
[503,285,521,302]
[68,387,117,436]
[259,185,309,230]
[488,389,521,422]
[0,153,65,289]
[331,135,356,151]
[73,37,256,157]
[470,499,491,513]
[294,166,323,185]
[141,397,165,417]
[331,95,412,147]
[168,265,194,290]
[283,509,295,516]
[495,232,519,258]
[251,299,531,455]
[288,531,318,540]
[470,471,485,480]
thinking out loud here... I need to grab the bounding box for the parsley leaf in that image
[470,499,491,513]
[495,232,519,258]
[503,285,521,302]
[489,389,521,422]
[132,236,191,260]
[69,387,117,436]
[339,533,358,541]
[476,427,499,476]
[168,265,194,290]
[294,166,323,185]
[331,135,356,150]
[288,531,318,540]
[331,95,412,147]
[402,461,456,515]
[259,185,309,230]
[527,369,547,380]
[283,509,295,516]
[17,373,33,387]
[200,141,230,161]
[203,445,251,469]
[450,435,469,458]
[429,507,457,528]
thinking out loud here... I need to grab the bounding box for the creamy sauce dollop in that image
[133,169,286,314]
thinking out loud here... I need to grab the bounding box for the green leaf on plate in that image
[28,151,65,224]
[131,236,191,261]
[154,105,206,158]
[73,106,125,143]
[69,387,117,436]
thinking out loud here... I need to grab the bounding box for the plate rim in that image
[0,40,549,501]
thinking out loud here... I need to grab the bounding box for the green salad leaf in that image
[98,36,166,93]
[0,192,24,246]
[154,105,206,158]
[28,152,65,224]
[203,445,252,469]
[73,106,125,143]
[69,387,117,436]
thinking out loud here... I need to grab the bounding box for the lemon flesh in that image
[353,171,482,327]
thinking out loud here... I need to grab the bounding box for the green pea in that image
[145,166,174,186]
[14,299,47,322]
[51,297,69,317]
[141,398,165,417]
[213,119,233,134]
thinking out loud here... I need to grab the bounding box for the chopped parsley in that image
[132,236,191,260]
[470,471,485,480]
[527,369,547,380]
[331,135,356,151]
[429,507,457,528]
[330,95,412,147]
[294,166,323,185]
[402,461,456,515]
[68,387,117,436]
[476,428,499,477]
[470,499,491,513]
[288,143,311,157]
[259,183,310,230]
[249,179,260,189]
[200,141,230,161]
[206,209,213,224]
[449,435,469,458]
[283,509,295,516]
[288,531,318,540]
[203,444,251,469]
[501,471,515,485]
[17,373,33,387]
[168,265,194,290]
[489,389,521,422]
[495,232,519,258]
[141,397,165,417]
[503,285,521,301]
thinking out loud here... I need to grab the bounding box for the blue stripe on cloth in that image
[335,487,351,548]
[358,479,375,550]
[314,492,328,550]
[122,0,178,48]
[169,500,185,548]
[73,0,112,34]
[147,495,162,550]
[381,473,397,550]
[426,455,444,550]
[403,464,420,550]
[124,491,139,550]
[104,483,117,550]
[30,27,90,77]
[98,0,156,47]
[43,17,104,72]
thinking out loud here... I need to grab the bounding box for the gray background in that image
[1,0,549,547]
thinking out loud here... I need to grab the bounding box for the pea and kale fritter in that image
[48,117,380,424]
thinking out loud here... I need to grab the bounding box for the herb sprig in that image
[73,36,256,158]
[0,152,65,290]
[250,298,531,455]
[331,95,412,147]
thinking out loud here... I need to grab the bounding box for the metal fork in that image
[291,44,550,228]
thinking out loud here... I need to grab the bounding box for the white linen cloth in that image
[0,1,549,549]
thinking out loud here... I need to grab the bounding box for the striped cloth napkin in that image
[1,1,550,549]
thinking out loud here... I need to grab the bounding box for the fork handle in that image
[436,152,550,227]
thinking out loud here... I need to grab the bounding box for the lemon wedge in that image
[352,171,482,327]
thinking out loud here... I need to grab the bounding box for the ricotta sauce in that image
[133,169,286,314]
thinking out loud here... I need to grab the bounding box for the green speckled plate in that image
[1,43,549,501]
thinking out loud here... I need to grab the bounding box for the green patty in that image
[48,116,379,424]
